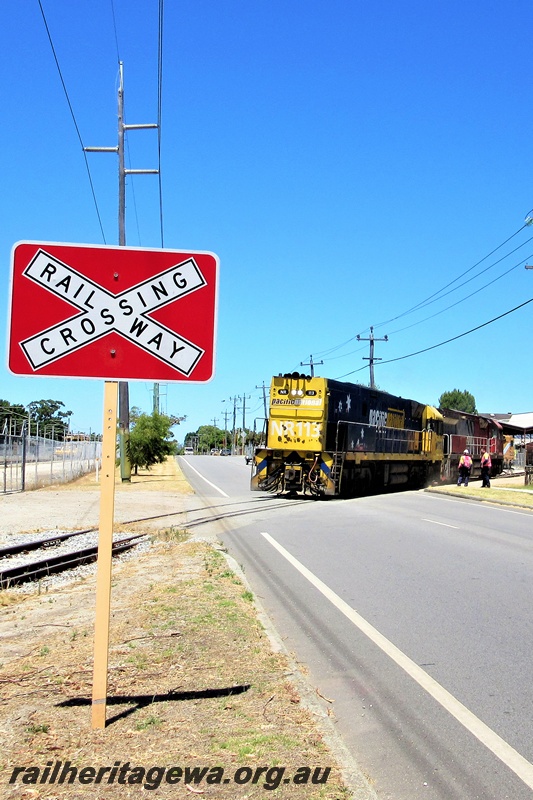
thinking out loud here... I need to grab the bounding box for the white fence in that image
[0,433,102,493]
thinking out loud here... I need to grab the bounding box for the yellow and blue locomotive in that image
[251,373,444,497]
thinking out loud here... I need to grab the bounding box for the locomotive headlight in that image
[297,389,304,396]
[291,389,297,396]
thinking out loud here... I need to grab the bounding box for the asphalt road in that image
[179,455,533,800]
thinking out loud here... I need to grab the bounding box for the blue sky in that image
[2,1,533,440]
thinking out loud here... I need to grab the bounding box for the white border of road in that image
[181,459,229,497]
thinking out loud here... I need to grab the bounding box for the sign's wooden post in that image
[91,381,118,729]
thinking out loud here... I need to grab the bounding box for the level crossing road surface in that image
[178,454,533,800]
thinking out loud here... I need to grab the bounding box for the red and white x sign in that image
[8,241,219,382]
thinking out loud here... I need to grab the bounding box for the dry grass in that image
[0,461,351,799]
[55,458,195,494]
[428,481,533,508]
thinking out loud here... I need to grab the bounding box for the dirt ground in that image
[0,461,371,800]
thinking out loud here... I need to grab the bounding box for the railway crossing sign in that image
[8,241,219,382]
[8,240,219,729]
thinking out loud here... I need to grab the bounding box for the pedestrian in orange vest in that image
[457,449,472,486]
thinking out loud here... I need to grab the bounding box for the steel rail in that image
[0,529,98,559]
[0,535,146,589]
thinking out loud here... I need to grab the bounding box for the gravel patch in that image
[2,532,152,594]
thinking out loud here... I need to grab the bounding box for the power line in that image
[321,343,367,363]
[109,0,121,62]
[307,223,532,366]
[37,0,107,243]
[387,251,533,337]
[381,233,533,332]
[319,245,533,369]
[373,223,529,329]
[157,0,165,247]
[312,334,360,359]
[336,296,533,379]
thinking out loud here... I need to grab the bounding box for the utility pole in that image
[85,62,158,482]
[356,327,388,389]
[221,409,229,447]
[153,383,160,414]
[241,393,250,432]
[240,393,251,454]
[228,396,239,454]
[300,355,323,377]
[256,382,268,418]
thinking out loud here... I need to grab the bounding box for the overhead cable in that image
[157,0,165,247]
[110,0,121,62]
[37,0,107,243]
[335,296,533,379]
[309,222,531,364]
[372,223,528,329]
[388,252,533,337]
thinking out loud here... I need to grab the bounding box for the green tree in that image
[196,425,225,452]
[438,389,477,414]
[127,411,178,475]
[26,399,72,439]
[0,398,72,437]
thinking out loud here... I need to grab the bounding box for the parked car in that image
[210,448,220,455]
[220,449,231,456]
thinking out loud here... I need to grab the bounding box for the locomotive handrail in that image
[335,419,425,455]
[447,434,497,457]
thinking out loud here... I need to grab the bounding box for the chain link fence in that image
[1,432,102,493]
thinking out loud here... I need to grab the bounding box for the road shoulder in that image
[0,460,376,799]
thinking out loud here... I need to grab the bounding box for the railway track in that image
[0,529,96,559]
[0,533,147,589]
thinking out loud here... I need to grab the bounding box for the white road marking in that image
[181,459,229,497]
[425,493,533,518]
[421,518,459,529]
[489,507,533,518]
[260,530,533,790]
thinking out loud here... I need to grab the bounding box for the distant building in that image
[482,412,533,468]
